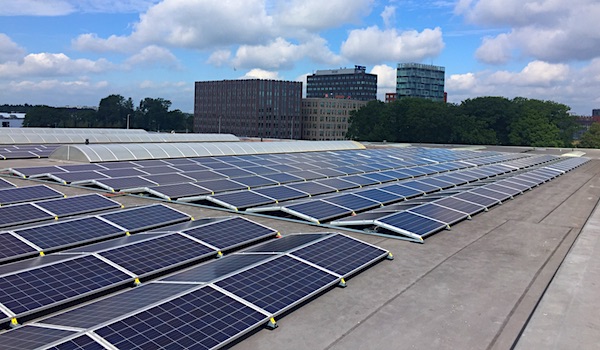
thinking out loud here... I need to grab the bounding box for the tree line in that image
[20,95,193,132]
[347,96,581,148]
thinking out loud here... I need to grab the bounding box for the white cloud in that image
[489,61,569,87]
[340,26,444,64]
[274,0,373,31]
[72,33,135,53]
[381,6,396,28]
[475,33,513,65]
[207,50,231,67]
[0,53,113,78]
[125,45,178,67]
[240,69,282,80]
[0,34,26,63]
[370,64,396,99]
[447,72,476,91]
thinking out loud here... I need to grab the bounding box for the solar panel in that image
[401,180,441,193]
[207,191,275,210]
[378,169,412,181]
[35,194,122,217]
[14,217,125,251]
[145,183,211,200]
[244,233,329,253]
[142,173,194,185]
[251,186,308,202]
[433,197,486,216]
[58,164,106,172]
[286,181,337,196]
[360,172,395,183]
[214,167,255,178]
[41,283,197,329]
[0,232,38,262]
[483,183,521,197]
[263,172,304,184]
[0,185,64,205]
[45,334,105,350]
[453,191,500,208]
[47,170,107,183]
[283,200,352,223]
[9,166,65,177]
[243,165,279,176]
[311,168,347,177]
[231,175,279,188]
[95,161,137,169]
[350,188,402,205]
[181,170,227,181]
[315,177,360,191]
[164,254,274,282]
[93,286,268,350]
[0,178,15,188]
[290,234,388,276]
[287,170,328,181]
[496,179,530,192]
[418,177,455,189]
[0,255,131,316]
[408,203,469,225]
[99,234,215,276]
[198,178,248,193]
[215,255,339,314]
[135,165,178,175]
[341,174,381,186]
[92,176,158,192]
[96,168,148,178]
[470,187,512,202]
[181,217,278,250]
[323,193,380,212]
[0,203,55,228]
[171,164,210,173]
[375,211,447,239]
[99,204,190,232]
[378,184,424,198]
[0,325,76,350]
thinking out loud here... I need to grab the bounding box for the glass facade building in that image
[301,98,367,141]
[396,63,445,102]
[194,79,302,139]
[306,66,377,101]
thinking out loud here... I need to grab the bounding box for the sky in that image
[1,0,599,115]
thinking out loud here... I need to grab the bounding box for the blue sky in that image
[1,0,599,115]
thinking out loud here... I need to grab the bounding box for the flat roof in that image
[0,145,598,349]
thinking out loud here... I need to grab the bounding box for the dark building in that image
[592,109,600,116]
[306,65,377,101]
[396,63,445,101]
[194,79,302,139]
[385,93,397,103]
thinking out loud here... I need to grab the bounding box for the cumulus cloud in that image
[0,34,26,63]
[240,69,282,80]
[274,0,373,31]
[72,33,135,53]
[370,64,396,99]
[381,6,396,28]
[475,34,513,65]
[0,53,113,78]
[207,50,231,67]
[447,72,476,91]
[340,26,444,64]
[125,45,178,67]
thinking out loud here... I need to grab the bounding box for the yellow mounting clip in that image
[386,252,394,260]
[39,251,45,257]
[217,251,223,258]
[338,278,347,288]
[267,317,278,329]
[134,278,141,286]
[10,318,18,327]
[275,232,282,238]
[125,232,131,236]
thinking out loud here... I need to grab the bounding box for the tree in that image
[135,97,172,131]
[97,94,134,128]
[579,122,600,148]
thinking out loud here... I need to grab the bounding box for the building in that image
[396,63,445,101]
[306,65,377,101]
[385,93,397,103]
[301,97,367,140]
[592,109,600,116]
[194,79,302,139]
[574,115,600,139]
[0,112,25,128]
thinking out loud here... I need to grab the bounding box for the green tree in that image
[135,97,172,131]
[579,122,600,148]
[458,97,516,144]
[347,100,388,141]
[97,94,134,128]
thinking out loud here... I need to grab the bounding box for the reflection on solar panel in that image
[375,211,447,240]
[408,203,468,225]
[0,232,38,262]
[99,234,215,277]
[93,286,268,350]
[164,254,273,282]
[145,183,211,200]
[99,204,190,232]
[42,283,196,328]
[0,203,55,228]
[283,200,352,223]
[35,194,122,217]
[0,255,131,316]
[290,234,388,276]
[14,217,124,251]
[0,185,63,205]
[353,188,403,205]
[207,191,275,210]
[244,233,329,253]
[323,193,380,212]
[181,217,278,250]
[216,255,339,314]
[0,325,76,350]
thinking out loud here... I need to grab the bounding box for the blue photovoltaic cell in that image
[96,168,148,178]
[10,166,65,177]
[286,181,336,196]
[146,183,211,199]
[323,194,380,212]
[213,167,255,178]
[46,334,105,350]
[353,188,403,205]
[287,170,327,181]
[401,180,440,193]
[94,286,267,350]
[315,178,360,191]
[99,204,190,232]
[15,217,124,250]
[252,186,308,202]
[263,172,304,184]
[209,191,275,210]
[0,232,38,262]
[360,172,395,183]
[418,177,454,189]
[244,233,329,253]
[0,255,131,315]
[135,165,178,175]
[181,170,227,181]
[496,179,530,192]
[0,185,63,205]
[93,176,157,191]
[164,254,273,282]
[0,325,76,350]
[133,159,169,167]
[0,178,15,188]
[198,178,248,193]
[433,197,486,216]
[453,191,499,208]
[290,234,387,276]
[142,173,194,185]
[42,283,197,329]
[216,255,338,314]
[340,175,380,186]
[35,194,121,217]
[376,211,447,237]
[230,175,279,188]
[408,203,468,225]
[99,234,215,276]
[182,217,277,250]
[0,203,54,228]
[285,200,351,222]
[378,184,423,198]
[483,183,521,197]
[470,187,511,201]
[48,171,107,183]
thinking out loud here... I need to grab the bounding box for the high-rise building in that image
[194,79,302,139]
[306,65,377,101]
[301,97,366,140]
[396,63,445,102]
[592,109,600,116]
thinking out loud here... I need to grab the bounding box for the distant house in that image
[0,113,25,128]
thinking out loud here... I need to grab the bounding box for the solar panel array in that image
[1,232,390,349]
[0,144,60,160]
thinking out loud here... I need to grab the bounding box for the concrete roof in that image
[0,146,598,349]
